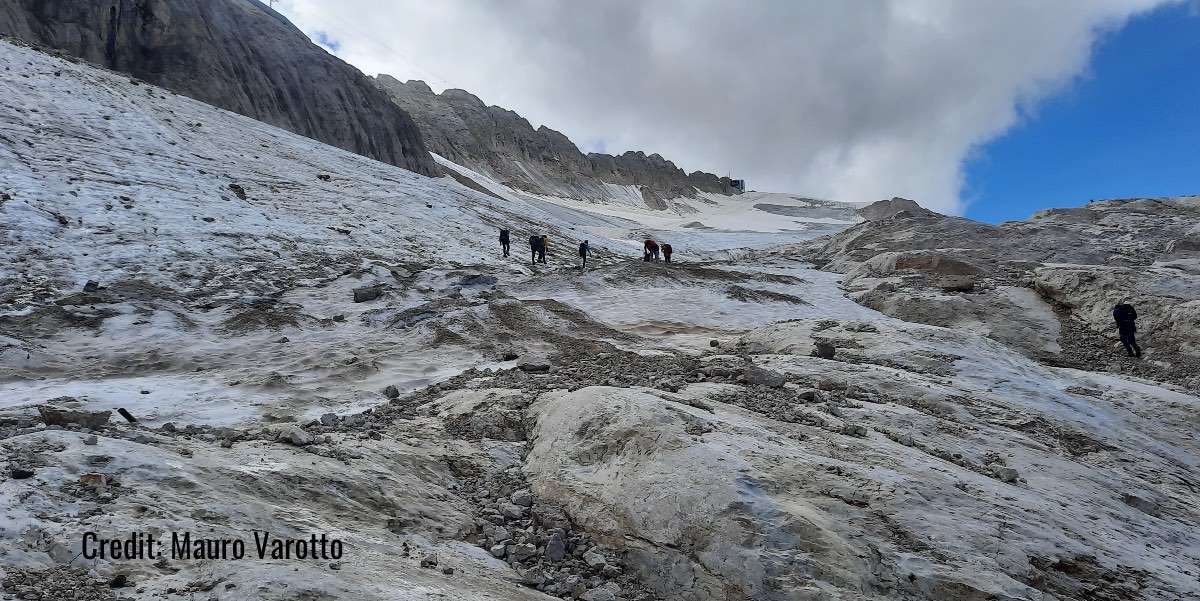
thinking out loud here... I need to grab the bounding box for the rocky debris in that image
[455,462,658,600]
[352,285,381,303]
[384,385,401,399]
[0,0,439,176]
[82,279,100,293]
[419,553,438,568]
[939,274,976,292]
[319,413,338,427]
[37,400,110,429]
[811,341,836,359]
[518,362,551,373]
[2,565,118,600]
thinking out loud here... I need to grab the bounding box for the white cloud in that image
[274,0,1175,214]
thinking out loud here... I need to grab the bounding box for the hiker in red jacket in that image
[644,239,660,262]
[662,243,673,263]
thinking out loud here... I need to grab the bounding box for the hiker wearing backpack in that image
[662,243,673,263]
[529,235,545,265]
[499,229,510,257]
[1113,302,1141,357]
[644,239,659,262]
[578,240,591,269]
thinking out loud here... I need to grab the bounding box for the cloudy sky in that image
[272,0,1191,218]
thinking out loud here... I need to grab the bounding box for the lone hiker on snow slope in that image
[1113,301,1142,357]
[529,235,546,265]
[578,240,591,269]
[499,229,510,257]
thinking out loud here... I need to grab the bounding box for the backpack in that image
[578,243,588,256]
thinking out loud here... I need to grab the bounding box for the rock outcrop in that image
[375,76,740,206]
[799,196,1200,383]
[0,0,439,176]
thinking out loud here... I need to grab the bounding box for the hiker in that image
[662,243,673,263]
[578,240,591,268]
[529,235,545,265]
[1113,302,1141,357]
[644,239,659,262]
[541,236,549,264]
[499,229,510,257]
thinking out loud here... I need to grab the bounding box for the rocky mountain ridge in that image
[0,0,439,176]
[375,76,741,207]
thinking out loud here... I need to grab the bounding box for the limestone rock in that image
[38,401,110,429]
[0,0,438,176]
[281,425,313,446]
[742,365,785,388]
[375,76,739,206]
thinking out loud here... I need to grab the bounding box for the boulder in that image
[545,535,567,562]
[281,426,313,446]
[582,549,607,569]
[811,342,836,359]
[510,489,534,507]
[742,365,785,388]
[353,286,381,303]
[38,402,111,429]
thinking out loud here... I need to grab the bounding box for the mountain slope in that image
[376,76,740,206]
[2,41,1199,601]
[0,0,439,176]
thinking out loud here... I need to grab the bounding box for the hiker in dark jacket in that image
[578,240,591,269]
[529,235,545,265]
[1113,302,1141,357]
[662,243,673,263]
[499,229,510,257]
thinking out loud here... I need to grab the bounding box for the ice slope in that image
[0,39,655,423]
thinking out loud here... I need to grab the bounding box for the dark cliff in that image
[376,76,739,205]
[0,0,439,176]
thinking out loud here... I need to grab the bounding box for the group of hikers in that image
[498,229,672,269]
[502,230,1148,360]
[642,239,672,263]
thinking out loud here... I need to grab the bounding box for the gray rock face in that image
[375,76,740,206]
[804,196,1200,372]
[0,0,439,177]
